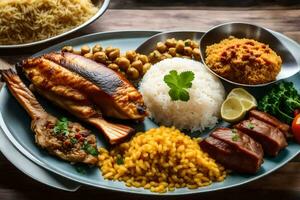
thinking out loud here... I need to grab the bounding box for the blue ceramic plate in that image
[0,30,300,195]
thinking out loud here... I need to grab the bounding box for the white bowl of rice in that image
[139,58,225,132]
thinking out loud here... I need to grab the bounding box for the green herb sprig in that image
[53,117,69,136]
[163,70,195,101]
[231,129,239,141]
[258,81,300,124]
[116,155,124,165]
[247,122,254,129]
[83,141,98,156]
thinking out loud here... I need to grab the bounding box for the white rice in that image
[139,58,225,132]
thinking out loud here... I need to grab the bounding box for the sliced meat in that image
[234,117,287,156]
[200,128,264,174]
[249,110,291,138]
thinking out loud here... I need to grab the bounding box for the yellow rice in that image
[98,127,226,193]
[0,0,98,45]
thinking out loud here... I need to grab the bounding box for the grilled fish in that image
[1,69,98,165]
[18,52,146,144]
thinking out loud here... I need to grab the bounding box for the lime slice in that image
[228,88,257,105]
[240,99,257,111]
[221,97,246,123]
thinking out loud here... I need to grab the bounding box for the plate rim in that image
[1,30,300,196]
[0,0,110,49]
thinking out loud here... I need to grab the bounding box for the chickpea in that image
[116,57,130,70]
[176,53,182,57]
[62,46,73,52]
[184,39,192,47]
[175,40,184,53]
[108,49,120,60]
[105,46,115,55]
[138,54,149,64]
[152,50,162,59]
[105,60,112,65]
[183,46,193,56]
[182,55,191,59]
[93,51,108,63]
[192,48,201,60]
[108,63,119,71]
[127,67,139,80]
[126,50,137,62]
[165,38,177,47]
[191,40,199,48]
[81,45,90,55]
[142,63,151,75]
[168,47,176,56]
[163,52,172,59]
[92,44,102,53]
[156,42,167,53]
[131,60,143,73]
[84,53,93,59]
[73,50,81,55]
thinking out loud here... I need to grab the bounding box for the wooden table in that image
[1,0,300,199]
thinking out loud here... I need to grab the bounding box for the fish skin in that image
[24,52,147,120]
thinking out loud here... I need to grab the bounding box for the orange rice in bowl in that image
[205,36,282,85]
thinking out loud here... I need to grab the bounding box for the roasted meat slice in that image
[18,52,147,144]
[200,128,264,173]
[1,69,98,165]
[249,110,291,138]
[234,117,287,156]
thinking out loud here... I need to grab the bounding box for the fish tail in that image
[87,118,134,144]
[1,69,47,119]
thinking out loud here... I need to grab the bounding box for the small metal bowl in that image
[200,22,299,87]
[136,31,204,55]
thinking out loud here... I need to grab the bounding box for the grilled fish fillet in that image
[18,52,146,144]
[1,69,98,165]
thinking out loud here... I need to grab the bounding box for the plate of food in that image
[0,23,300,195]
[0,0,110,48]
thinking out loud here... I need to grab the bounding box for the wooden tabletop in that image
[1,0,300,199]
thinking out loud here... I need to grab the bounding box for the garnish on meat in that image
[1,69,98,165]
[200,128,264,173]
[18,52,148,144]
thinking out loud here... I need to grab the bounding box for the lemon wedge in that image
[227,88,257,105]
[240,99,257,111]
[221,97,246,123]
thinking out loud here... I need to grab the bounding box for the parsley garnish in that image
[163,70,195,101]
[83,141,98,156]
[116,155,124,165]
[75,166,86,174]
[53,117,69,136]
[232,134,240,141]
[70,138,78,144]
[247,122,254,129]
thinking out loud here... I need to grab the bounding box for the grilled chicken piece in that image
[1,69,98,165]
[18,52,147,144]
[235,117,287,156]
[200,128,264,173]
[249,110,291,138]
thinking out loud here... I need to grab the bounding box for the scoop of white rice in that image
[139,58,225,132]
